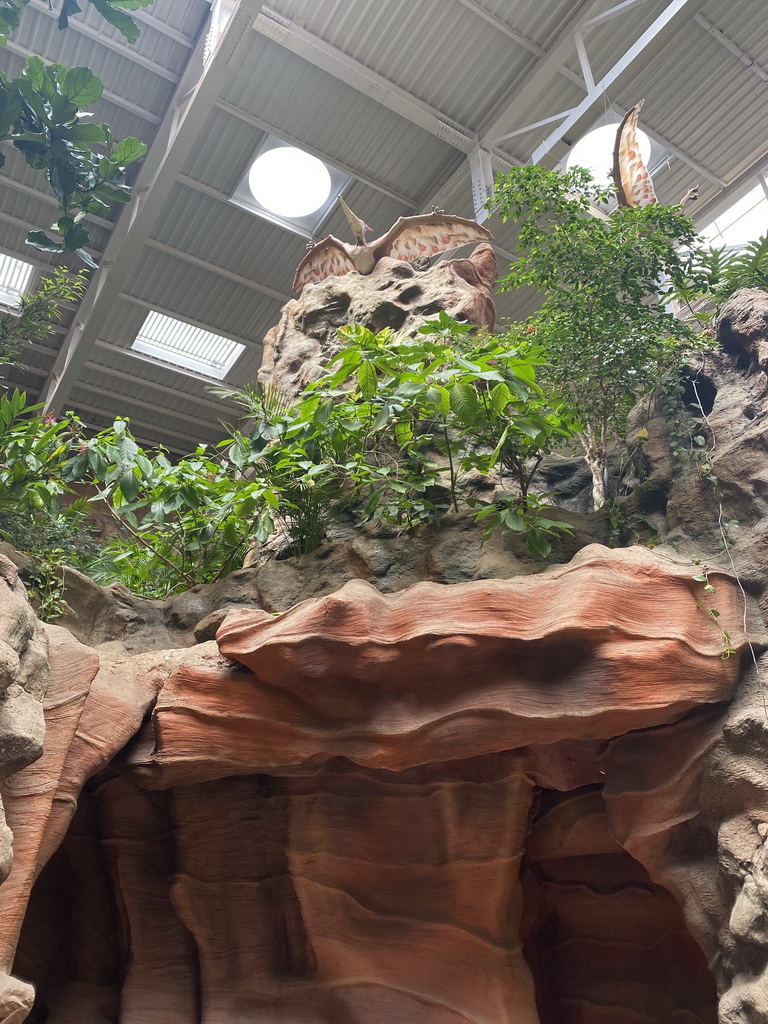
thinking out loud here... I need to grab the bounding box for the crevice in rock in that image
[521,786,719,1024]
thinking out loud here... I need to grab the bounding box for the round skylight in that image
[566,122,652,189]
[248,147,332,218]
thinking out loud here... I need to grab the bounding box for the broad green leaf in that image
[372,403,391,431]
[514,418,544,440]
[74,247,99,268]
[26,230,65,253]
[23,55,45,91]
[13,78,46,121]
[0,88,23,134]
[357,359,377,398]
[62,67,103,107]
[58,0,82,29]
[526,527,552,559]
[448,381,479,424]
[114,136,146,165]
[501,510,526,532]
[89,0,141,43]
[95,182,131,202]
[490,381,512,415]
[535,518,573,532]
[57,122,107,144]
[61,222,90,252]
[180,484,200,510]
[118,469,140,501]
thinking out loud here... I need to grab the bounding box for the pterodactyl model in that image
[613,99,698,210]
[291,196,494,293]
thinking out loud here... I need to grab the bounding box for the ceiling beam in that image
[39,0,264,415]
[87,349,243,416]
[68,396,212,447]
[478,2,722,189]
[214,99,418,208]
[581,0,654,30]
[145,237,291,304]
[455,0,545,57]
[76,377,232,429]
[694,13,768,85]
[478,0,604,148]
[531,0,696,164]
[254,6,479,154]
[692,152,768,227]
[118,7,198,48]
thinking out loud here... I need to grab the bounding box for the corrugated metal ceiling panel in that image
[561,0,671,84]
[479,0,593,50]
[140,0,210,42]
[77,363,241,428]
[260,0,541,130]
[68,383,228,450]
[221,32,461,203]
[181,106,267,195]
[118,248,279,349]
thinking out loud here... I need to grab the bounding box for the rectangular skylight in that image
[131,311,245,380]
[0,253,35,310]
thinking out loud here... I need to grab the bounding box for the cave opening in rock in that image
[520,786,718,1024]
[681,369,718,416]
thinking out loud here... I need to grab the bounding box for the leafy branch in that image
[1,0,154,46]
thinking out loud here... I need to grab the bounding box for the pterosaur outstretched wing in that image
[370,214,494,262]
[292,237,355,293]
[613,100,657,208]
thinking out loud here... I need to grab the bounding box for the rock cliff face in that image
[2,286,768,1023]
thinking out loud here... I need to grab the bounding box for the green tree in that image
[490,164,698,508]
[0,2,151,261]
[0,265,85,366]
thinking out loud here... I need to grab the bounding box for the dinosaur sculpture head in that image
[338,195,372,245]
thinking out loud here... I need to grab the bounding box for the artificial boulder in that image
[259,243,497,397]
[0,556,48,886]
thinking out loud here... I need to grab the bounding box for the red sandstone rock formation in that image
[1,544,764,1023]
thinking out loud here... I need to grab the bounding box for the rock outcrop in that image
[2,288,768,1022]
[0,556,48,887]
[259,243,497,397]
[1,544,766,1023]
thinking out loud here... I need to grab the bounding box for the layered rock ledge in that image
[1,545,765,1023]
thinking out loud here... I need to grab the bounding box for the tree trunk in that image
[583,435,607,510]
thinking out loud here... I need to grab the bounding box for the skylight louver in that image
[0,253,35,310]
[131,311,245,380]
